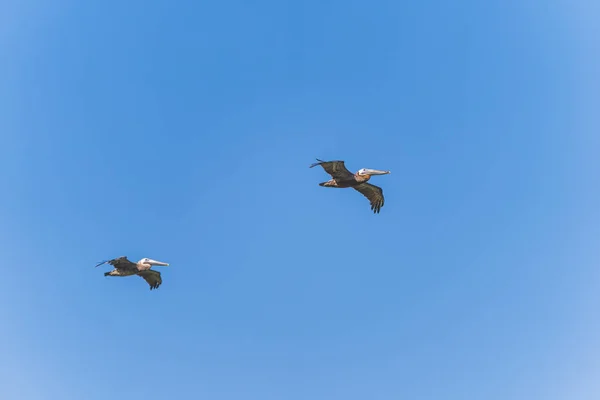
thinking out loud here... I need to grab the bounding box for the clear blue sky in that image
[1,1,599,399]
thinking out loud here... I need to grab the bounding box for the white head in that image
[138,258,170,267]
[357,168,391,176]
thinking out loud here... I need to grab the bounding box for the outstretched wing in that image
[309,158,354,181]
[95,256,137,270]
[137,270,162,290]
[353,183,385,213]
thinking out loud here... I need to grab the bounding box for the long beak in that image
[147,259,169,266]
[363,168,390,175]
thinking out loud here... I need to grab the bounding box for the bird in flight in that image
[95,256,170,290]
[310,158,390,213]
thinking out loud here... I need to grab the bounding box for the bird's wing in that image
[353,183,385,213]
[309,159,354,181]
[137,270,162,290]
[95,256,137,270]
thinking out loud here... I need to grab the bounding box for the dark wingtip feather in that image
[370,201,383,214]
[309,158,325,168]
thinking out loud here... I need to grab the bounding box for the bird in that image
[95,256,170,290]
[310,158,390,213]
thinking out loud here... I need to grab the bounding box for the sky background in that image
[1,0,599,399]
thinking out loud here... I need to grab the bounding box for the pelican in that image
[95,256,170,290]
[310,158,390,213]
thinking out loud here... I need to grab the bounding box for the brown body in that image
[310,158,390,213]
[320,172,372,188]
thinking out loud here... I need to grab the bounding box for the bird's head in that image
[138,258,170,268]
[357,168,391,176]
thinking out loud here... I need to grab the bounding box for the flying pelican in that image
[310,158,390,213]
[95,256,170,290]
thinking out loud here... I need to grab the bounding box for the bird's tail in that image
[319,180,339,187]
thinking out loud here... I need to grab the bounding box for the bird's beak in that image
[147,259,169,266]
[363,168,390,175]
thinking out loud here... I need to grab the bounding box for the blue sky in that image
[1,0,599,399]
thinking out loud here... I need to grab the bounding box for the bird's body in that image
[318,171,373,188]
[95,256,169,290]
[310,158,390,213]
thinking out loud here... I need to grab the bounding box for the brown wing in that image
[137,270,162,290]
[309,158,354,181]
[95,256,137,271]
[353,183,385,213]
